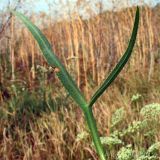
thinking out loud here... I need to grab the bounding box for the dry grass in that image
[0,5,160,160]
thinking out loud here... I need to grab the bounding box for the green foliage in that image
[137,155,158,160]
[116,145,134,160]
[137,142,160,160]
[1,83,67,118]
[121,120,147,136]
[108,103,160,160]
[100,136,122,147]
[140,103,160,120]
[147,142,160,155]
[76,131,89,142]
[110,103,160,140]
[116,143,160,160]
[131,93,142,102]
[36,64,48,73]
[111,108,125,128]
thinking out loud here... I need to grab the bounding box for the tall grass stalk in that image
[11,7,139,160]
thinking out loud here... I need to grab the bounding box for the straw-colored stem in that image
[10,15,15,80]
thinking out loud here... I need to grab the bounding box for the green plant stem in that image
[83,107,106,160]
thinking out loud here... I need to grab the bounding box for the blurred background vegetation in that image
[0,0,160,159]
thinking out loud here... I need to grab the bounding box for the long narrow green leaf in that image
[12,10,88,109]
[89,7,140,108]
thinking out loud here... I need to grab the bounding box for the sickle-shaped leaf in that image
[11,10,88,109]
[89,7,140,108]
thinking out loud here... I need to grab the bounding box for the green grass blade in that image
[12,11,88,109]
[89,7,140,108]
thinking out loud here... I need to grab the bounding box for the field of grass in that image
[0,5,160,160]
